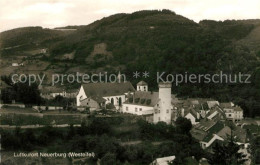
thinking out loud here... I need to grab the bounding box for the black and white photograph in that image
[0,0,260,164]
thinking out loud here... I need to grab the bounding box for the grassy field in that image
[0,107,38,113]
[0,112,88,126]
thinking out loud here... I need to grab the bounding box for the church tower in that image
[137,81,148,92]
[153,82,172,124]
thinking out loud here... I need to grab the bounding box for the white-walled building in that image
[123,81,177,124]
[150,155,175,165]
[220,102,243,122]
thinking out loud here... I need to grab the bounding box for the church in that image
[76,80,135,110]
[122,81,178,124]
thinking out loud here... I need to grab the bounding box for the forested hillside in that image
[0,9,259,117]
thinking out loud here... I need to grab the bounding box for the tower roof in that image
[137,81,148,86]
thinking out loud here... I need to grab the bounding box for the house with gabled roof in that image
[80,95,106,111]
[191,119,250,152]
[219,102,244,122]
[40,86,66,99]
[150,155,175,165]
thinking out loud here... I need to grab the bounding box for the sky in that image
[0,0,260,32]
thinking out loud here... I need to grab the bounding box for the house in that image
[123,81,178,124]
[150,156,175,165]
[40,86,66,99]
[183,109,200,125]
[191,120,226,149]
[180,98,219,119]
[205,105,226,121]
[80,96,106,111]
[76,82,135,110]
[66,88,78,98]
[207,100,220,109]
[12,62,23,66]
[191,120,249,151]
[220,102,243,122]
[123,91,158,116]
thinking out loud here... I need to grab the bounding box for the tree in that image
[208,140,247,165]
[175,117,192,135]
[13,82,42,105]
[67,124,76,139]
[100,152,117,165]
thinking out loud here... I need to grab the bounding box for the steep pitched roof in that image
[192,120,224,142]
[233,127,248,143]
[216,126,232,140]
[90,96,106,103]
[220,102,233,108]
[234,106,243,112]
[40,86,65,94]
[124,91,159,107]
[137,80,148,85]
[82,82,135,97]
[202,122,225,142]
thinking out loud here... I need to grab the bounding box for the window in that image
[144,86,146,90]
[139,108,142,111]
[229,114,232,117]
[126,107,128,111]
[158,117,160,121]
[158,110,160,113]
[135,108,137,112]
[167,109,169,113]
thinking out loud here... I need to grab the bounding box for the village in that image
[0,74,259,165]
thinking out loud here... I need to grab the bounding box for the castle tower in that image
[137,81,148,92]
[153,82,172,124]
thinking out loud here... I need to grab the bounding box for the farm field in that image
[0,107,89,126]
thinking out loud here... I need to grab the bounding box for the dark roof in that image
[90,96,106,103]
[124,91,159,107]
[216,126,231,140]
[233,127,248,143]
[40,86,65,94]
[220,102,233,108]
[192,120,220,141]
[137,81,148,85]
[82,82,135,97]
[202,122,225,142]
[234,106,243,112]
[66,88,78,93]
